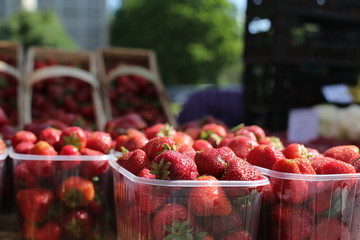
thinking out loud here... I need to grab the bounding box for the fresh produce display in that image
[30,59,97,130]
[110,122,270,240]
[10,126,112,240]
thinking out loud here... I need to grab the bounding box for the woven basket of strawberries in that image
[97,47,177,131]
[22,47,105,131]
[110,122,270,240]
[0,41,23,138]
[9,126,113,240]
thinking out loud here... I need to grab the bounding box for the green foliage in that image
[0,10,76,50]
[111,0,242,85]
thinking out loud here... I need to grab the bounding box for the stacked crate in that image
[243,0,360,131]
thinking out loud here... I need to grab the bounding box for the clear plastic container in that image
[0,148,8,209]
[257,166,360,240]
[10,148,112,240]
[110,158,270,240]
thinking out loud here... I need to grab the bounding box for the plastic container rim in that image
[110,157,270,187]
[9,147,112,161]
[0,148,7,161]
[257,166,360,181]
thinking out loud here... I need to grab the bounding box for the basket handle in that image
[0,61,20,79]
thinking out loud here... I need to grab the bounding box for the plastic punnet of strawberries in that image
[10,126,112,240]
[110,121,271,240]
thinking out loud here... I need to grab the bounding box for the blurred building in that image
[0,0,108,50]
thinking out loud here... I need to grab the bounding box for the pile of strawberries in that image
[31,59,96,130]
[11,126,112,240]
[113,122,270,240]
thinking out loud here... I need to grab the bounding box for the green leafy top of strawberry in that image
[200,130,223,145]
[63,134,84,149]
[157,123,176,138]
[65,215,84,238]
[63,187,87,208]
[151,158,171,180]
[163,220,193,240]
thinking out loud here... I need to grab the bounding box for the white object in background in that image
[321,84,353,104]
[288,108,319,143]
[22,0,37,11]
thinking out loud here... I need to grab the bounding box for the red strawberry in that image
[117,149,150,175]
[21,222,38,240]
[324,145,360,164]
[222,157,265,181]
[311,156,356,175]
[145,123,177,139]
[137,186,169,214]
[310,218,350,240]
[282,143,309,159]
[227,135,258,159]
[14,141,35,154]
[80,148,109,178]
[221,230,252,240]
[143,136,177,160]
[28,141,57,155]
[16,188,54,223]
[151,150,199,180]
[14,162,36,188]
[138,168,156,179]
[59,126,87,149]
[247,144,285,170]
[62,210,93,239]
[12,130,37,148]
[272,205,312,240]
[59,145,81,170]
[199,123,227,146]
[115,129,148,152]
[86,131,112,154]
[194,147,236,178]
[307,189,332,214]
[36,222,60,240]
[152,203,196,240]
[178,144,196,159]
[192,139,213,151]
[235,124,266,141]
[172,131,194,147]
[188,175,232,216]
[232,128,257,142]
[273,157,316,175]
[39,127,62,149]
[58,176,95,208]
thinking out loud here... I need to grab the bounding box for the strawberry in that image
[59,126,87,149]
[273,157,316,175]
[188,175,232,216]
[59,145,81,170]
[235,124,266,142]
[11,130,37,148]
[143,136,177,160]
[14,141,35,154]
[311,156,356,174]
[117,149,150,175]
[28,141,57,155]
[310,218,350,240]
[86,131,112,154]
[0,138,5,153]
[39,127,62,149]
[195,147,236,178]
[221,157,265,181]
[138,168,156,179]
[324,145,360,164]
[178,144,196,159]
[272,205,312,240]
[14,162,36,188]
[36,222,60,240]
[246,144,285,170]
[58,176,95,208]
[307,189,332,214]
[152,203,196,240]
[221,230,252,240]
[199,123,227,146]
[137,186,169,214]
[232,128,257,142]
[145,123,176,139]
[151,150,199,180]
[227,135,258,159]
[115,129,148,152]
[172,131,194,147]
[16,188,54,223]
[192,139,213,151]
[80,148,109,178]
[282,143,310,159]
[62,210,92,239]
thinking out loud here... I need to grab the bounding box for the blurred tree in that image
[111,0,242,85]
[0,10,76,50]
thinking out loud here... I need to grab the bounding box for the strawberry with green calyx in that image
[282,143,311,159]
[59,145,81,170]
[138,168,156,178]
[143,136,177,160]
[246,144,285,170]
[11,130,37,148]
[195,147,236,178]
[59,126,87,149]
[152,203,196,240]
[144,123,177,139]
[86,131,112,154]
[227,135,258,159]
[62,210,93,239]
[324,145,360,164]
[115,129,148,152]
[221,230,252,240]
[258,136,284,150]
[58,176,95,208]
[117,149,150,175]
[16,188,54,223]
[199,123,227,146]
[39,127,62,150]
[193,139,213,151]
[151,150,199,180]
[188,175,232,217]
[36,222,61,240]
